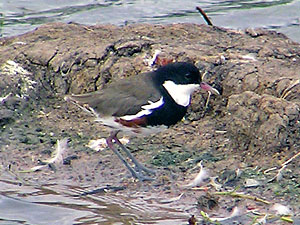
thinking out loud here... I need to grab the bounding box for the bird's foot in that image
[133,162,156,175]
[107,132,155,182]
[132,171,155,182]
[113,135,156,176]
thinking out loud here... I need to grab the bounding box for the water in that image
[0,177,191,225]
[1,0,300,42]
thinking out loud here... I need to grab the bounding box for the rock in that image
[0,109,14,127]
[227,91,299,153]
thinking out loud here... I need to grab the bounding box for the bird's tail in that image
[64,93,99,117]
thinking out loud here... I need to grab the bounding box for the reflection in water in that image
[1,0,300,42]
[0,178,134,224]
[0,195,93,225]
[0,178,191,224]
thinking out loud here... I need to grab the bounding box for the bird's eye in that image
[185,73,192,79]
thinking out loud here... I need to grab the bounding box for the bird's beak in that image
[199,82,220,95]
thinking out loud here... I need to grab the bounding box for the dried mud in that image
[0,23,299,224]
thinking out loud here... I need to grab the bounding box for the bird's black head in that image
[154,62,201,85]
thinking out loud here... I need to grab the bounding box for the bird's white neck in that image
[163,80,200,107]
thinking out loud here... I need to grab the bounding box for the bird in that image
[65,62,219,181]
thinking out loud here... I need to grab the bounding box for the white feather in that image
[209,207,240,222]
[271,203,292,215]
[120,97,164,120]
[184,162,209,188]
[95,117,167,136]
[44,138,69,164]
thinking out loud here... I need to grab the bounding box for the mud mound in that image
[0,23,299,223]
[1,23,299,156]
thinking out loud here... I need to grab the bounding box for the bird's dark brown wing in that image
[65,72,162,117]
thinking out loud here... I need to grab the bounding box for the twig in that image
[201,70,208,80]
[200,211,220,224]
[266,150,300,182]
[196,7,213,26]
[269,165,286,182]
[280,79,300,99]
[282,150,300,166]
[213,190,271,205]
[280,216,294,223]
[204,91,211,109]
[263,167,277,174]
[76,185,126,196]
[83,26,94,32]
[252,214,294,224]
[0,93,12,103]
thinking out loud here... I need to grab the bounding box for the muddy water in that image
[0,177,191,224]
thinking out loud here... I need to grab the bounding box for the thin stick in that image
[213,191,271,205]
[196,7,213,26]
[280,79,300,99]
[282,150,300,166]
[267,150,300,182]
